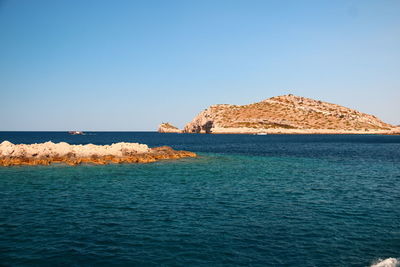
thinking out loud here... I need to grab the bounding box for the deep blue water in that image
[0,132,399,266]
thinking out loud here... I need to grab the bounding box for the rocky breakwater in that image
[0,141,196,166]
[158,123,182,133]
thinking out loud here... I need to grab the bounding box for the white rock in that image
[0,141,150,158]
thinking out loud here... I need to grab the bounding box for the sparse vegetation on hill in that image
[183,94,394,134]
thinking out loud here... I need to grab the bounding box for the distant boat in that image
[256,133,268,135]
[68,131,84,135]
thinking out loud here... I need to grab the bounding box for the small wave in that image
[371,258,399,267]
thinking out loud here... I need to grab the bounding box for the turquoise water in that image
[1,132,400,266]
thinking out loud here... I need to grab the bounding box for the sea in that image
[0,132,399,266]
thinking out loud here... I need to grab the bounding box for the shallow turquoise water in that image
[0,133,400,266]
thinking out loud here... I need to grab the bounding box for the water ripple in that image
[1,133,400,266]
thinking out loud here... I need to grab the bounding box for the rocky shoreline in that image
[0,141,196,166]
[194,127,400,135]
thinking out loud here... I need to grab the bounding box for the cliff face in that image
[183,95,394,134]
[158,123,182,133]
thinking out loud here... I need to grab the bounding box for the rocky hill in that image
[182,94,396,134]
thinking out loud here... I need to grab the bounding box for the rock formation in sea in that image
[158,123,182,133]
[181,94,397,134]
[0,141,196,166]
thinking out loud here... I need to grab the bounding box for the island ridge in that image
[159,94,400,134]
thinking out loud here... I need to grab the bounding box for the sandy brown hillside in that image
[183,94,395,134]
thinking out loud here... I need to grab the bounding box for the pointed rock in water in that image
[182,94,396,134]
[158,122,182,133]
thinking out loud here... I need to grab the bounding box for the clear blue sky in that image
[1,0,399,130]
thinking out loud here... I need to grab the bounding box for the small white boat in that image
[256,133,268,135]
[68,131,84,135]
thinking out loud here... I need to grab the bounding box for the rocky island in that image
[162,94,399,134]
[158,123,182,133]
[0,141,196,166]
